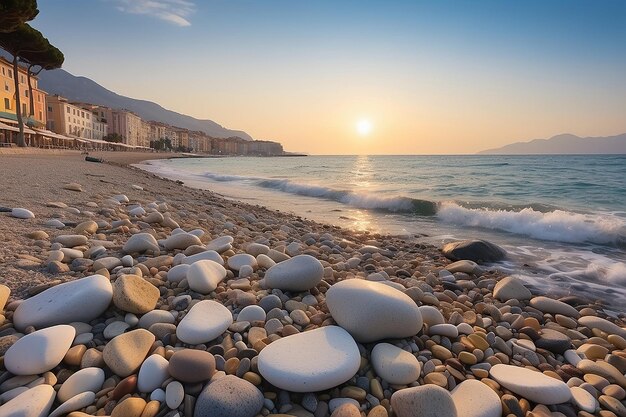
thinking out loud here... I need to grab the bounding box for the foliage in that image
[103,133,124,143]
[0,0,38,33]
[150,137,173,151]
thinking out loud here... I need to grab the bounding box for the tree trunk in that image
[12,56,25,147]
[27,64,35,119]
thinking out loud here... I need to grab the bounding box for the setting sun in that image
[356,119,373,136]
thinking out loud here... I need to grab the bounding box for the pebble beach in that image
[0,151,625,417]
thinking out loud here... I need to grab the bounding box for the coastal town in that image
[0,56,285,156]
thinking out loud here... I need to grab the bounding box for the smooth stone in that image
[111,397,146,417]
[441,239,506,263]
[194,374,264,417]
[123,233,160,253]
[530,296,580,318]
[246,242,269,256]
[64,183,83,191]
[490,364,571,404]
[570,386,597,413]
[168,349,216,383]
[138,354,170,392]
[46,219,66,228]
[75,220,98,234]
[5,325,75,375]
[390,384,457,417]
[0,284,9,311]
[450,379,501,417]
[227,253,257,271]
[445,260,480,274]
[0,385,56,417]
[112,274,159,314]
[13,274,113,331]
[577,359,626,388]
[326,279,423,342]
[138,310,176,329]
[419,305,445,326]
[493,276,532,301]
[206,236,234,253]
[237,305,267,323]
[58,367,105,403]
[166,381,184,409]
[429,324,459,338]
[176,300,233,345]
[93,256,122,271]
[103,329,156,377]
[163,233,202,250]
[103,321,131,339]
[167,264,190,282]
[55,234,88,247]
[258,326,360,392]
[260,254,324,292]
[331,403,361,417]
[11,208,35,219]
[578,316,626,339]
[535,328,571,354]
[187,260,227,294]
[371,342,421,385]
[183,250,224,265]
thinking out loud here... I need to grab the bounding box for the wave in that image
[438,203,626,246]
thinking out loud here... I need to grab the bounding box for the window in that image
[1,67,4,75]
[22,103,26,114]
[4,82,8,91]
[47,105,52,112]
[72,109,76,115]
[81,111,84,117]
[4,98,9,110]
[39,111,42,120]
[20,75,24,83]
[8,69,12,78]
[38,94,41,102]
[25,90,29,98]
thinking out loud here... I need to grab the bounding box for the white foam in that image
[437,202,626,245]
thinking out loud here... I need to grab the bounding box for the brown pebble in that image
[224,357,240,375]
[111,375,138,400]
[368,405,388,417]
[111,397,146,417]
[64,345,87,366]
[139,400,160,417]
[423,372,447,387]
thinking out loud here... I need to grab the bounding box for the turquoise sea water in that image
[136,155,626,310]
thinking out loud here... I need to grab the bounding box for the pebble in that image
[194,374,264,417]
[13,274,113,331]
[103,329,156,377]
[391,384,458,417]
[530,296,580,318]
[326,279,423,342]
[138,354,170,392]
[5,325,75,375]
[490,364,572,404]
[237,305,267,322]
[260,254,324,292]
[371,342,421,385]
[0,384,56,417]
[206,236,234,253]
[258,326,361,392]
[493,276,532,301]
[166,381,185,409]
[228,253,257,271]
[123,233,160,253]
[11,208,35,219]
[578,316,626,339]
[48,391,95,417]
[176,300,233,344]
[163,232,202,250]
[187,260,227,294]
[111,397,146,417]
[58,367,105,403]
[168,349,216,383]
[112,274,159,314]
[450,379,501,417]
[570,386,598,413]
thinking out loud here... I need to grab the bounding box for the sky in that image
[30,0,626,154]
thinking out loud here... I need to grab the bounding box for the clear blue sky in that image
[31,0,626,154]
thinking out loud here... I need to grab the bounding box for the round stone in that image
[187,260,227,294]
[578,316,626,339]
[167,264,190,283]
[166,381,184,409]
[326,279,423,343]
[237,305,266,323]
[110,397,146,417]
[168,349,216,383]
[258,326,360,392]
[227,253,257,271]
[103,329,156,377]
[570,386,597,413]
[0,385,56,417]
[112,274,159,314]
[490,364,571,404]
[138,354,170,393]
[194,374,264,417]
[260,254,324,292]
[391,384,458,417]
[493,276,532,301]
[183,250,224,265]
[5,325,75,375]
[450,379,501,417]
[371,343,421,385]
[419,306,445,326]
[11,208,35,219]
[13,274,112,331]
[529,296,580,318]
[123,233,160,254]
[206,236,234,253]
[58,367,105,403]
[163,233,202,250]
[176,300,233,345]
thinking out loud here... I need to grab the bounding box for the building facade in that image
[1,56,46,128]
[46,95,106,139]
[99,107,143,146]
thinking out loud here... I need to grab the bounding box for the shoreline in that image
[0,151,625,417]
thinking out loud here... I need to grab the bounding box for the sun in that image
[356,119,372,136]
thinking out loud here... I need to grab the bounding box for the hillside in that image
[479,133,626,154]
[37,68,253,140]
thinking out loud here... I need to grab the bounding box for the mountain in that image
[37,69,253,140]
[478,133,626,155]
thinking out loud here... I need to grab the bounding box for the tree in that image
[20,42,64,118]
[0,0,38,33]
[0,24,52,146]
[103,133,124,143]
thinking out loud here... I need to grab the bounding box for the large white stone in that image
[167,264,190,282]
[530,296,580,318]
[48,391,95,417]
[5,325,75,375]
[123,233,160,253]
[260,254,324,292]
[570,386,597,413]
[493,276,532,301]
[419,306,445,326]
[138,354,170,393]
[183,250,224,266]
[13,274,113,331]
[163,233,202,250]
[451,379,502,417]
[258,326,360,392]
[206,236,234,253]
[490,364,571,404]
[176,300,233,345]
[11,208,35,219]
[58,367,105,403]
[578,316,626,339]
[187,260,227,294]
[326,279,423,342]
[0,385,56,417]
[391,384,457,417]
[371,343,421,385]
[227,253,257,271]
[237,305,266,323]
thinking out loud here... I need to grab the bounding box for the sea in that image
[134,155,626,312]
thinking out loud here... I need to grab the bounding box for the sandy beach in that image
[0,150,625,417]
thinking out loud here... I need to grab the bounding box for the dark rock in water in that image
[441,239,507,263]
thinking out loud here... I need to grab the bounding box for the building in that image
[98,107,143,146]
[1,56,47,130]
[245,140,284,156]
[46,95,103,139]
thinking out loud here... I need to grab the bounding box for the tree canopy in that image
[0,0,38,33]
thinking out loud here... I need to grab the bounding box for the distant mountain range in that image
[37,69,253,140]
[479,133,626,155]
